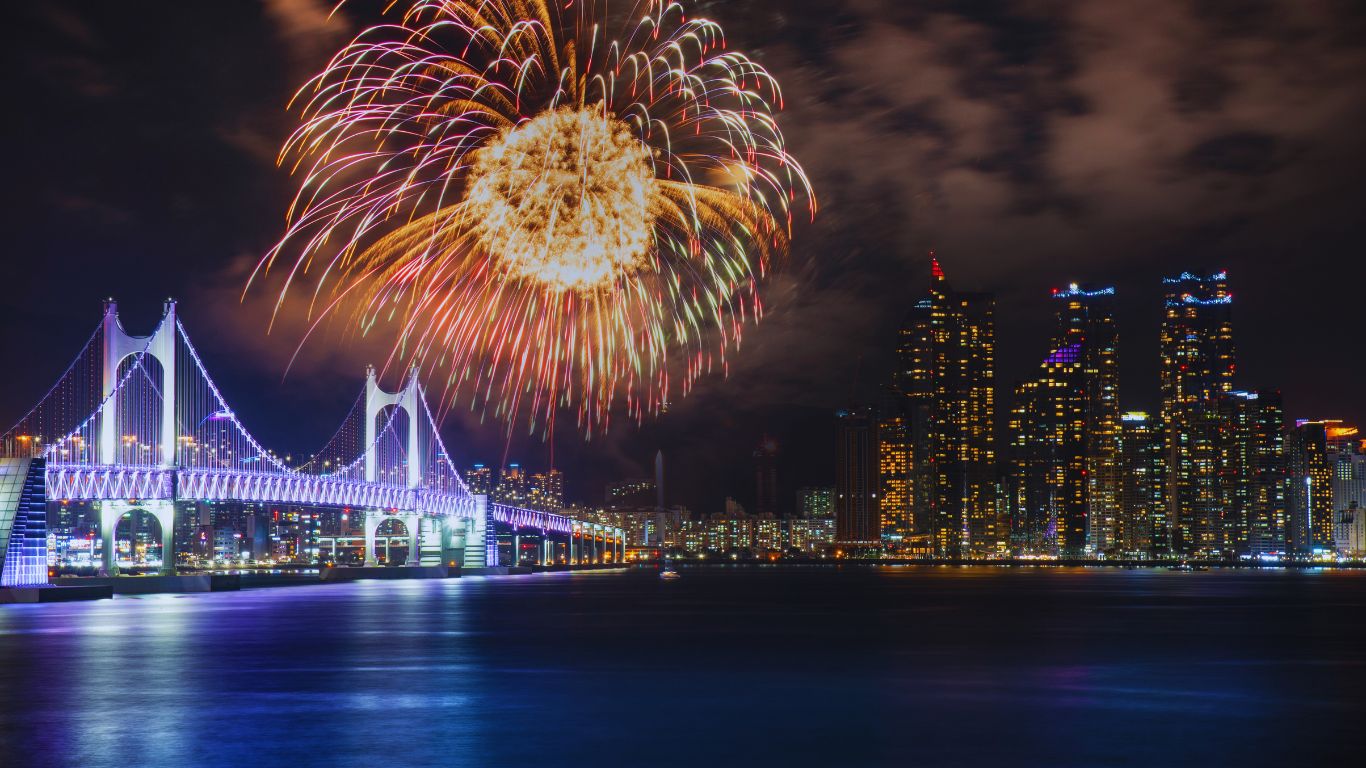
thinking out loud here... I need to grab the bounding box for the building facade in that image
[797,486,834,519]
[1118,413,1164,555]
[1052,284,1122,553]
[835,407,880,549]
[528,469,564,512]
[1287,420,1335,554]
[1216,391,1286,556]
[1327,426,1366,556]
[1159,270,1236,556]
[877,397,914,553]
[753,438,780,518]
[894,256,998,557]
[1009,343,1087,557]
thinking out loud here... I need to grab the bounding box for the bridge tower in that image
[363,365,422,487]
[98,300,177,466]
[98,300,178,576]
[361,367,423,566]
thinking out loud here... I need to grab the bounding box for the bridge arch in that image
[374,517,411,565]
[99,300,176,467]
[99,500,174,576]
[362,511,421,567]
[363,367,422,488]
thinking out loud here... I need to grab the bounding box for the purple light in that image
[1045,343,1082,364]
[45,464,478,519]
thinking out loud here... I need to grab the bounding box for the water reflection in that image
[3,568,1365,767]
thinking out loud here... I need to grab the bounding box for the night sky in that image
[4,0,1365,516]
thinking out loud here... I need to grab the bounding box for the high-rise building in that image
[1326,425,1366,556]
[894,255,997,557]
[835,407,880,550]
[1287,420,1334,554]
[754,516,784,552]
[494,464,529,506]
[606,479,655,507]
[797,486,834,519]
[1051,284,1121,553]
[1008,342,1086,557]
[877,391,914,553]
[528,469,564,512]
[1215,391,1286,556]
[466,464,493,495]
[753,437,779,517]
[1118,413,1164,555]
[788,516,836,554]
[1160,270,1235,556]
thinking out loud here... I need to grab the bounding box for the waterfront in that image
[2,567,1364,767]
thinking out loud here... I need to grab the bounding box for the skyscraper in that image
[1160,270,1235,556]
[1326,426,1366,555]
[1051,284,1121,553]
[753,437,779,518]
[1008,342,1086,557]
[1287,420,1334,554]
[528,469,564,512]
[877,388,914,553]
[1215,391,1286,556]
[797,486,834,519]
[1006,283,1117,558]
[1118,412,1164,555]
[466,464,493,495]
[494,464,529,506]
[835,407,880,550]
[895,255,997,557]
[606,479,655,507]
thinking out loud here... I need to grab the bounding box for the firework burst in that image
[256,0,814,435]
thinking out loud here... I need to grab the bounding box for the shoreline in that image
[656,558,1366,570]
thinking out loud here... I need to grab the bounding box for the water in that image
[2,566,1364,767]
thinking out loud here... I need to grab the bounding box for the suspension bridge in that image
[0,301,622,589]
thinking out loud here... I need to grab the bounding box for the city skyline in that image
[1,258,1361,523]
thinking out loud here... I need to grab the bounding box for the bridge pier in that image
[99,500,175,576]
[440,516,463,567]
[362,510,424,566]
[362,511,384,566]
[404,514,421,566]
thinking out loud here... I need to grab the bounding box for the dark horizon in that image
[4,0,1364,517]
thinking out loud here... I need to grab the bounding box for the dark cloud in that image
[1185,132,1284,176]
[1173,69,1235,114]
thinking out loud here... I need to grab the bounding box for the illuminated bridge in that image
[0,301,622,587]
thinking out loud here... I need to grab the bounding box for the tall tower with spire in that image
[891,254,999,557]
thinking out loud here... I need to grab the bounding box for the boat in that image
[659,558,681,580]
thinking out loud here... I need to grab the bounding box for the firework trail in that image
[255,0,814,435]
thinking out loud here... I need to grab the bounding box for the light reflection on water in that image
[2,568,1365,767]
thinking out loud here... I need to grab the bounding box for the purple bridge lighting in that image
[0,301,622,586]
